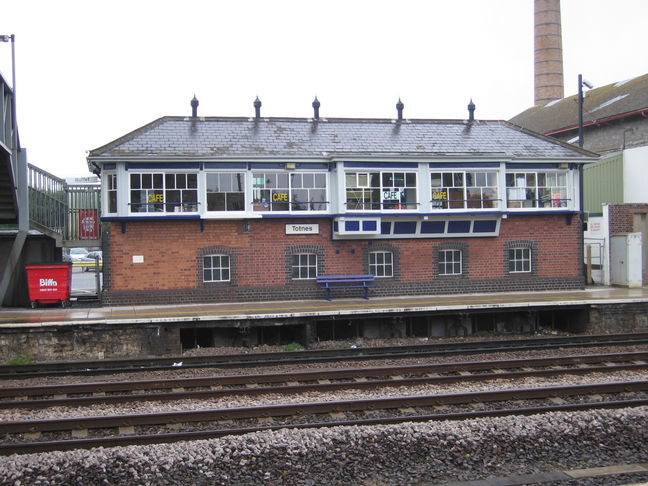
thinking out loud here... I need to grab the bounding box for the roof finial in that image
[312,96,320,120]
[396,98,404,121]
[467,99,475,123]
[253,96,262,119]
[191,95,199,118]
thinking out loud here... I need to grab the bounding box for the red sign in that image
[79,209,99,240]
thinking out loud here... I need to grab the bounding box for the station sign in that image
[286,224,319,235]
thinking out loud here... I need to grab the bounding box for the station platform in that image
[1,286,648,329]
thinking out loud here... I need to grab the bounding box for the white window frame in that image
[292,253,318,279]
[252,171,328,213]
[205,171,246,213]
[345,171,418,212]
[438,249,462,275]
[104,172,117,215]
[128,171,199,214]
[430,170,499,210]
[505,170,569,209]
[203,254,231,282]
[508,247,531,273]
[369,251,394,277]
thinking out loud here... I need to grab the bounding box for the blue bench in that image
[316,274,376,301]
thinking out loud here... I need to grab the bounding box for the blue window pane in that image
[394,221,417,234]
[421,221,446,234]
[473,220,497,232]
[448,220,471,233]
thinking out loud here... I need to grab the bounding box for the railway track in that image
[2,380,647,455]
[1,351,646,408]
[2,332,648,378]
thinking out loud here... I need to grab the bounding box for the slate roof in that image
[88,117,596,165]
[510,73,648,135]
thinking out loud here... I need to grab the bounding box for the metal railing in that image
[27,164,101,246]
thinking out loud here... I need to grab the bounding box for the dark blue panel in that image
[447,220,471,233]
[296,163,330,170]
[362,220,377,231]
[204,162,248,169]
[381,222,392,234]
[248,162,285,170]
[506,163,560,169]
[393,221,417,234]
[473,220,497,232]
[126,162,200,170]
[429,162,499,168]
[333,221,339,232]
[421,221,446,233]
[345,220,360,231]
[103,163,117,170]
[344,162,418,168]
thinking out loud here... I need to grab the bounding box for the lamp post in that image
[577,74,593,284]
[577,74,593,148]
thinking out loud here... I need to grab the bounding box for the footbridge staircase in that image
[1,70,100,305]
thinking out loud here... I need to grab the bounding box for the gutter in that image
[546,107,648,136]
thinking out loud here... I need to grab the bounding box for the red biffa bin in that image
[25,263,73,308]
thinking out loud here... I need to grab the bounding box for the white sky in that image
[2,0,648,178]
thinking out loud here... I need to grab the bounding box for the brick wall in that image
[607,203,648,234]
[102,214,583,305]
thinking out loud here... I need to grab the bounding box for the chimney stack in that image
[534,0,564,105]
[396,98,404,121]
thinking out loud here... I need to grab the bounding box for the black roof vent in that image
[468,99,475,123]
[396,98,404,121]
[191,95,199,118]
[253,96,262,119]
[312,96,320,120]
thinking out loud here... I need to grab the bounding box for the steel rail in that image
[1,394,647,456]
[2,332,648,379]
[1,352,647,409]
[1,380,647,435]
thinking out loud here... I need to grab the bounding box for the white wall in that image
[624,146,648,203]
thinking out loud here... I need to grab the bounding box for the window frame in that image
[203,254,231,282]
[430,170,499,210]
[368,251,394,277]
[252,171,328,213]
[291,253,318,279]
[505,170,569,209]
[438,249,463,275]
[205,171,246,213]
[105,172,118,215]
[128,171,199,214]
[508,247,531,273]
[345,171,418,212]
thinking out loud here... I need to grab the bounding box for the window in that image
[345,171,417,211]
[253,172,327,212]
[203,255,230,282]
[506,171,568,208]
[369,251,393,277]
[129,172,198,213]
[292,254,317,279]
[206,172,245,211]
[106,173,117,214]
[430,171,498,209]
[439,249,462,275]
[508,248,531,273]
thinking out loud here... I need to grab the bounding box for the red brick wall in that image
[103,213,582,305]
[607,204,648,235]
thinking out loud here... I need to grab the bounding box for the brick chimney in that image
[534,0,564,105]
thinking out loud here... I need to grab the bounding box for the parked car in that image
[67,248,89,262]
[82,251,103,272]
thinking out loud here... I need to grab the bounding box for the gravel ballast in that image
[1,407,647,486]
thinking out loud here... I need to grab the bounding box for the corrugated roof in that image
[510,73,648,134]
[88,117,595,164]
